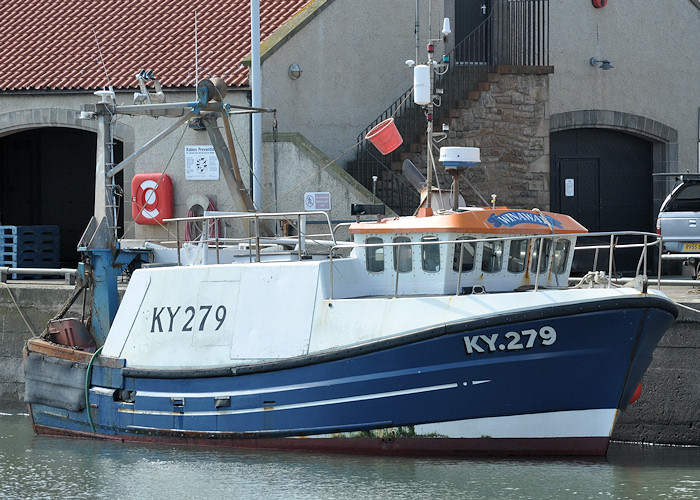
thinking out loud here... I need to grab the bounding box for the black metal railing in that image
[352,0,549,215]
[494,0,550,67]
[350,88,422,215]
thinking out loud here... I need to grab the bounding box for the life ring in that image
[131,173,173,225]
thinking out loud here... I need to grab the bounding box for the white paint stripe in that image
[125,409,618,440]
[415,409,619,438]
[127,425,229,434]
[119,382,458,417]
[471,380,491,385]
[138,386,295,399]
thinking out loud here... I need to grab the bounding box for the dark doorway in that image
[0,128,123,267]
[455,0,489,44]
[557,158,600,231]
[454,0,490,63]
[551,128,654,275]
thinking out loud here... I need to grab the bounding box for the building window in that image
[393,236,412,273]
[365,237,384,273]
[421,236,441,272]
[453,237,475,272]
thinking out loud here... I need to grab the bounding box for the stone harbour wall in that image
[611,305,699,446]
[0,283,79,413]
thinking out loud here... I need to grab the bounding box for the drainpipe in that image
[251,0,262,211]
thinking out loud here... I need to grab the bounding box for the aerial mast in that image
[407,9,451,214]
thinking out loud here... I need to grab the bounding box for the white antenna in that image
[194,9,199,86]
[92,28,112,90]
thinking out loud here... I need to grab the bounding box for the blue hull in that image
[27,296,676,455]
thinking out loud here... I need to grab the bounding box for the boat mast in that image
[93,90,118,237]
[80,82,269,345]
[413,6,450,213]
[426,1,433,210]
[415,0,420,65]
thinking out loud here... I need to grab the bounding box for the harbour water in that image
[1,413,698,499]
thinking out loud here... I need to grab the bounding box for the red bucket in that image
[365,117,403,155]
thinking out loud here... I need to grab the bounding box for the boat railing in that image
[572,231,660,279]
[328,231,662,299]
[164,211,337,264]
[158,215,661,296]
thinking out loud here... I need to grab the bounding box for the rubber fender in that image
[24,353,86,411]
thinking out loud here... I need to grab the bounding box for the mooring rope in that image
[1,282,36,337]
[674,301,700,315]
[85,345,104,433]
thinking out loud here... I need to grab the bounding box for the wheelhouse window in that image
[508,239,528,273]
[482,239,503,273]
[452,237,475,272]
[421,236,441,272]
[530,239,552,273]
[393,236,412,273]
[553,239,571,275]
[365,237,384,273]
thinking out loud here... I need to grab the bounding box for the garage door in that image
[551,128,653,274]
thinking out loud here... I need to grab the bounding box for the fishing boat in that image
[23,34,677,455]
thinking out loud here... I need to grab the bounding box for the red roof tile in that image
[0,0,310,91]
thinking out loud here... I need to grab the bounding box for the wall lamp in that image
[288,63,303,80]
[590,57,614,70]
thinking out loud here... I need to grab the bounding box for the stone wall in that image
[611,306,700,445]
[442,68,552,210]
[0,283,79,412]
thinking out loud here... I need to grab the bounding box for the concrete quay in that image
[0,279,698,446]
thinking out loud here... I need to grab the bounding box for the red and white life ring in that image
[131,173,173,225]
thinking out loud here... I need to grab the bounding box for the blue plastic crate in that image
[0,225,59,279]
[0,254,18,267]
[1,227,17,247]
[16,225,59,246]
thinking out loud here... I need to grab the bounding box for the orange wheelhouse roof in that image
[349,209,588,235]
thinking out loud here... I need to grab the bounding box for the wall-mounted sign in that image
[565,178,575,197]
[185,146,219,180]
[304,192,331,211]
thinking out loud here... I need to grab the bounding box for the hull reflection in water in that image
[2,414,699,500]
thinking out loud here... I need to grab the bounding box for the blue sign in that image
[487,211,564,229]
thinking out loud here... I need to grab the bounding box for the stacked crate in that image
[0,225,60,279]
